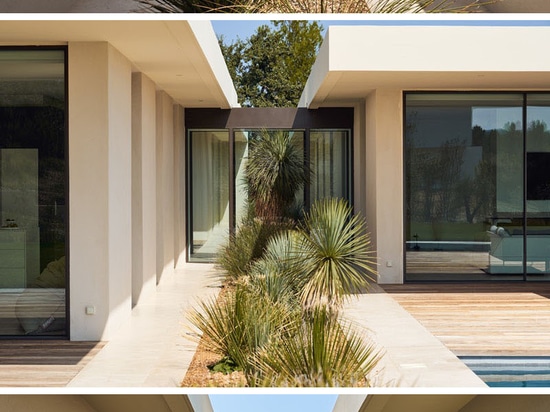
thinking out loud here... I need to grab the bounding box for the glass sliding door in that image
[405,93,524,281]
[0,49,67,336]
[188,130,230,262]
[526,94,550,280]
[187,126,352,263]
[310,129,351,204]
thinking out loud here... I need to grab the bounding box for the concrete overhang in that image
[81,395,195,412]
[300,25,550,108]
[357,395,476,412]
[0,19,238,108]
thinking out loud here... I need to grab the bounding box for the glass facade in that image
[405,92,550,281]
[0,49,67,336]
[310,129,351,204]
[188,127,351,262]
[188,130,230,262]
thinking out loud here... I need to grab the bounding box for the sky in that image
[211,16,550,43]
[209,394,338,412]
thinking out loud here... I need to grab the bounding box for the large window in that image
[310,129,351,204]
[188,125,351,262]
[188,130,230,262]
[0,49,67,336]
[405,92,550,281]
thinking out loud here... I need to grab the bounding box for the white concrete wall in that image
[332,395,367,412]
[188,395,214,412]
[156,91,176,283]
[365,89,404,284]
[0,396,97,412]
[69,42,133,340]
[132,72,158,306]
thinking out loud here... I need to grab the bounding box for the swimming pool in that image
[461,356,550,387]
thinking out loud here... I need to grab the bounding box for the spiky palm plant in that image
[294,198,377,312]
[251,308,381,387]
[188,284,298,374]
[138,0,489,13]
[247,230,304,307]
[245,130,310,222]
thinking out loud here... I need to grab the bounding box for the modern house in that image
[0,20,237,340]
[300,24,550,284]
[1,18,550,343]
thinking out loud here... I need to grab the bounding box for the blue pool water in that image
[461,356,550,387]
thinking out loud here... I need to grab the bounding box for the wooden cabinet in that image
[0,229,26,288]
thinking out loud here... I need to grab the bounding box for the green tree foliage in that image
[219,21,323,107]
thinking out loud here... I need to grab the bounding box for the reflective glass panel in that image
[188,130,230,262]
[310,129,351,204]
[405,93,524,281]
[526,94,550,280]
[0,49,67,336]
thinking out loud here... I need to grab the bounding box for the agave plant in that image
[251,308,381,387]
[138,0,490,13]
[245,129,310,222]
[293,198,377,312]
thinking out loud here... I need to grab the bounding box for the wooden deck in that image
[382,283,550,357]
[0,340,104,387]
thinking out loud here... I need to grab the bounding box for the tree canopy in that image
[219,21,324,108]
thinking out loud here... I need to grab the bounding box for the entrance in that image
[185,107,353,262]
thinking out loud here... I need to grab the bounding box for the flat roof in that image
[300,25,550,108]
[0,20,238,108]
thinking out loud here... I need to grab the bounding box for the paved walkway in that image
[344,285,486,388]
[67,265,485,387]
[68,264,221,387]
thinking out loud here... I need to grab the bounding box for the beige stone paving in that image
[68,266,485,388]
[68,264,221,387]
[344,285,487,388]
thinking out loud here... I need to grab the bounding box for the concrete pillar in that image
[156,91,175,282]
[365,89,404,284]
[173,105,187,268]
[69,42,132,340]
[132,72,157,306]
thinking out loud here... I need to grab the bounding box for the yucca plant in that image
[293,198,377,312]
[188,284,298,375]
[245,129,310,222]
[216,218,290,281]
[251,308,381,387]
[247,230,304,307]
[138,0,490,13]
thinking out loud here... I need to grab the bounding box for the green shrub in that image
[188,284,298,375]
[293,198,378,311]
[247,230,303,306]
[216,218,289,281]
[252,308,381,387]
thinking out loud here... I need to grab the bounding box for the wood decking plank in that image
[383,283,550,356]
[0,340,104,386]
